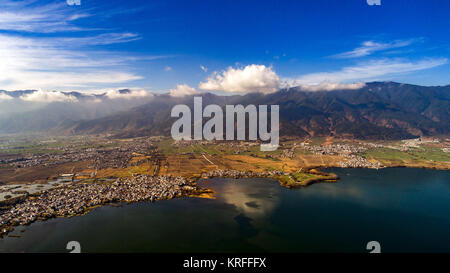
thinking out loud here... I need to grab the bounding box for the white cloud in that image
[164,66,173,72]
[297,82,366,92]
[56,33,141,46]
[1,88,153,103]
[0,93,14,101]
[0,1,160,91]
[198,64,280,94]
[20,89,78,103]
[0,34,151,90]
[200,65,208,72]
[285,58,448,86]
[334,39,417,59]
[0,1,91,33]
[169,84,199,97]
[104,89,153,99]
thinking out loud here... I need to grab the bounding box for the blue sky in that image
[0,0,449,94]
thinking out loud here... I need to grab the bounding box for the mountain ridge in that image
[49,81,450,140]
[0,82,448,139]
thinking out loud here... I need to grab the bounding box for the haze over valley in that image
[1,82,448,140]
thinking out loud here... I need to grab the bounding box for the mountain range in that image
[1,82,449,139]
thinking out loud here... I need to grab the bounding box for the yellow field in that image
[2,137,448,188]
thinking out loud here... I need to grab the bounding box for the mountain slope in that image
[0,89,155,133]
[56,82,450,139]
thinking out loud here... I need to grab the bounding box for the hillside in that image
[54,82,450,139]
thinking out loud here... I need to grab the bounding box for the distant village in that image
[1,175,195,237]
[0,136,448,173]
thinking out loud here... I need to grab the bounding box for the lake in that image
[0,168,449,253]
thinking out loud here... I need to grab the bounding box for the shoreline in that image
[0,165,448,238]
[320,164,450,171]
[0,175,202,238]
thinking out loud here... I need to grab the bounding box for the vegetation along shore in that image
[0,135,448,237]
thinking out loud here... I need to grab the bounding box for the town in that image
[1,175,198,237]
[0,134,448,237]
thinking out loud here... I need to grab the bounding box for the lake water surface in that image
[0,168,449,253]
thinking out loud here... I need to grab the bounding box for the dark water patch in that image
[0,169,449,253]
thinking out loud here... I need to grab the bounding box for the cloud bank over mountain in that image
[48,82,450,140]
[199,65,281,94]
[0,89,155,120]
[20,90,79,103]
[297,82,366,92]
[169,84,199,97]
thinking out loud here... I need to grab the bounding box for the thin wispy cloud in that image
[0,34,156,90]
[285,58,448,86]
[0,34,151,66]
[57,33,142,46]
[333,39,419,59]
[296,82,366,92]
[0,1,161,91]
[0,1,91,33]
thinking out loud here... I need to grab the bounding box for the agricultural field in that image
[0,135,448,188]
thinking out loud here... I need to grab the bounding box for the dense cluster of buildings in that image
[401,137,440,149]
[300,143,384,169]
[2,151,97,168]
[172,140,211,147]
[91,148,134,169]
[280,148,295,158]
[2,138,155,170]
[0,175,193,237]
[338,155,383,169]
[201,169,287,179]
[301,143,369,155]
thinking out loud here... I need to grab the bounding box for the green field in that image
[362,147,450,163]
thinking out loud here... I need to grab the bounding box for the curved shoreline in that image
[0,166,446,238]
[196,168,340,188]
[0,168,338,238]
[0,175,199,238]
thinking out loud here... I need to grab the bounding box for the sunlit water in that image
[0,168,449,253]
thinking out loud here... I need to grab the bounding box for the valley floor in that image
[0,135,449,186]
[0,135,449,237]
